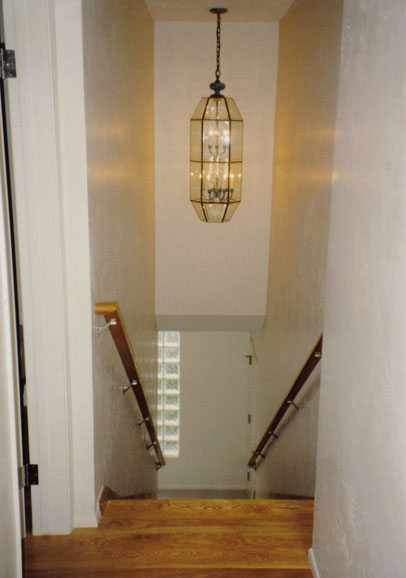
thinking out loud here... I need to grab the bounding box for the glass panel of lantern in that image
[190,96,243,223]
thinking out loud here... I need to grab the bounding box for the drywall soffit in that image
[144,0,295,22]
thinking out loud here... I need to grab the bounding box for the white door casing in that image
[247,336,258,499]
[2,0,95,534]
[0,90,23,577]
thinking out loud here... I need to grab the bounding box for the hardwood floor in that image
[24,499,314,577]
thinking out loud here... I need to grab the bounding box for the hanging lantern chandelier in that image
[190,8,243,223]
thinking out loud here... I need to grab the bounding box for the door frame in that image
[1,0,96,534]
[247,336,258,499]
[0,88,23,578]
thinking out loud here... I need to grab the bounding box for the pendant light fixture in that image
[190,8,243,223]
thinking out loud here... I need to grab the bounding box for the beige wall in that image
[159,331,250,491]
[251,0,343,498]
[311,0,406,575]
[155,22,279,331]
[82,0,158,498]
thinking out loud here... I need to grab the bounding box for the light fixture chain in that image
[215,12,221,80]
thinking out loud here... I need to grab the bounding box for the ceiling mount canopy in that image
[190,8,243,223]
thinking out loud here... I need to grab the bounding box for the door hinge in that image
[245,354,253,365]
[0,48,16,79]
[19,464,39,488]
[248,414,251,424]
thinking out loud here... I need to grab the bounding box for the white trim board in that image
[0,104,23,577]
[308,548,322,578]
[158,485,248,490]
[3,0,95,534]
[3,0,73,535]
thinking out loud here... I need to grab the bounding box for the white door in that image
[0,109,23,576]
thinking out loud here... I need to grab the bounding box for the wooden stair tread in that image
[100,499,314,527]
[102,498,314,515]
[24,568,314,578]
[76,523,312,534]
[24,499,314,577]
[25,531,311,568]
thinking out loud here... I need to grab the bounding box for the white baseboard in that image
[308,548,322,578]
[74,513,98,528]
[95,484,107,524]
[158,485,247,491]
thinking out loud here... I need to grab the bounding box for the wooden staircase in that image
[24,499,314,577]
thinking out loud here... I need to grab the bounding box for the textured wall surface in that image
[158,332,250,490]
[155,22,278,330]
[312,0,406,576]
[251,0,343,498]
[82,0,158,498]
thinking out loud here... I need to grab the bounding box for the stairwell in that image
[24,499,314,577]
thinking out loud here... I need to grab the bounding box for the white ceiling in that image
[144,0,295,22]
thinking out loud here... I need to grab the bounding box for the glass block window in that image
[158,332,180,457]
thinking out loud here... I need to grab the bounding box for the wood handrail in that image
[94,301,165,469]
[248,335,323,470]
